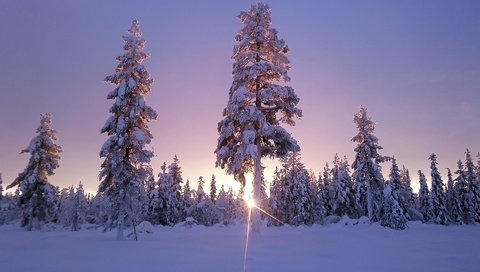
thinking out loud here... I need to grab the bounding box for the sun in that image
[246,198,256,209]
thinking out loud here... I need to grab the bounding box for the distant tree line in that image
[1,108,478,232]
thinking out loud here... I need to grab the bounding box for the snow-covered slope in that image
[1,221,478,272]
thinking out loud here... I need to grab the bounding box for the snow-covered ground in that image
[1,220,479,272]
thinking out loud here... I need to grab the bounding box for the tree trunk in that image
[117,209,125,240]
[367,181,372,221]
[251,143,262,233]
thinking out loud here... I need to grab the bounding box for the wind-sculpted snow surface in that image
[1,221,479,272]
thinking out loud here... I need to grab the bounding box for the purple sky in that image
[1,0,479,194]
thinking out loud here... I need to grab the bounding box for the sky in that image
[0,0,479,194]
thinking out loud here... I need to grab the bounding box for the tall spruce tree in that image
[428,154,449,224]
[7,114,61,230]
[417,170,433,223]
[351,107,389,222]
[98,20,157,240]
[215,3,302,232]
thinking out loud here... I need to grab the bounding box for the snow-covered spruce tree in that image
[58,183,87,231]
[428,154,449,224]
[381,158,407,229]
[145,175,157,224]
[476,152,480,180]
[0,191,19,224]
[182,179,194,219]
[446,168,461,223]
[85,193,109,225]
[154,158,184,226]
[269,152,315,226]
[7,114,61,230]
[71,182,87,231]
[464,149,480,222]
[228,187,243,223]
[454,161,475,223]
[329,154,354,217]
[215,3,301,232]
[381,182,407,230]
[417,170,433,223]
[351,107,389,222]
[388,158,410,220]
[216,185,229,224]
[400,165,415,209]
[322,163,332,215]
[57,187,73,227]
[193,176,216,225]
[313,171,327,221]
[0,173,3,202]
[268,166,286,225]
[308,170,325,222]
[166,155,184,223]
[210,175,217,204]
[98,20,157,240]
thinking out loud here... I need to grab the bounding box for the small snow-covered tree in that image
[308,170,325,222]
[351,107,389,222]
[192,176,216,226]
[145,175,156,223]
[7,114,61,230]
[154,158,184,226]
[210,175,217,204]
[417,170,433,223]
[196,176,207,203]
[167,155,184,223]
[98,20,157,240]
[454,161,475,223]
[322,163,332,215]
[71,182,87,231]
[446,168,461,223]
[428,154,449,224]
[216,185,231,225]
[215,3,302,232]
[182,179,194,219]
[269,167,286,225]
[57,187,73,227]
[476,152,480,180]
[388,158,410,220]
[269,152,316,226]
[400,166,415,208]
[85,193,109,225]
[381,183,407,230]
[0,173,3,202]
[58,182,87,231]
[464,149,480,222]
[329,154,354,217]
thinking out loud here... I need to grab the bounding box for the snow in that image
[1,222,479,272]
